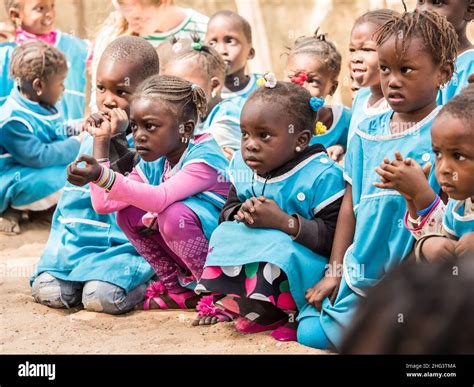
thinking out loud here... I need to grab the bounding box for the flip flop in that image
[143,281,200,310]
[234,316,287,334]
[193,295,236,325]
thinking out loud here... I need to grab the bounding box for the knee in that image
[116,206,137,234]
[31,272,81,309]
[82,281,135,315]
[297,316,331,349]
[158,203,197,237]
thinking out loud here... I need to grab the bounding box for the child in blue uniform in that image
[416,0,474,104]
[347,9,398,144]
[375,82,474,262]
[160,36,242,159]
[284,29,351,162]
[205,11,259,112]
[2,0,89,128]
[30,37,159,314]
[195,79,345,342]
[0,41,83,235]
[300,10,458,350]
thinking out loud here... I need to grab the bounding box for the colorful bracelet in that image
[94,165,116,192]
[416,195,440,217]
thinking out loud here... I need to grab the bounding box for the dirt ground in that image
[0,221,327,354]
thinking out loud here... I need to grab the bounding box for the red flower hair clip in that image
[291,71,308,86]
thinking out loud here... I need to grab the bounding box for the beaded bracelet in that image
[416,196,440,217]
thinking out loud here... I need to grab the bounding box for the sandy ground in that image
[0,221,327,354]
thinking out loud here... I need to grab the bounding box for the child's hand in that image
[305,275,341,311]
[109,108,129,135]
[67,155,102,187]
[373,151,431,201]
[422,236,457,263]
[86,113,111,138]
[234,197,262,225]
[327,145,344,162]
[455,232,474,260]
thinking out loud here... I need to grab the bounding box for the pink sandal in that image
[235,316,287,334]
[270,325,297,342]
[143,281,199,310]
[194,295,236,324]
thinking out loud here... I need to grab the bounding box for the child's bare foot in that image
[192,295,236,326]
[0,208,22,235]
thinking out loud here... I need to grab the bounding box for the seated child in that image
[284,28,351,162]
[159,36,242,159]
[195,78,345,342]
[0,41,83,235]
[2,0,89,127]
[347,9,398,144]
[205,10,259,111]
[30,36,159,314]
[375,82,474,262]
[300,10,458,350]
[68,75,230,310]
[416,0,474,104]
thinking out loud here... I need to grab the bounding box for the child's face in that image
[116,0,161,36]
[130,97,184,162]
[13,0,55,35]
[432,113,474,200]
[349,22,380,88]
[377,36,450,114]
[284,53,338,98]
[38,69,65,106]
[240,99,310,175]
[206,15,254,78]
[95,58,142,118]
[416,0,473,33]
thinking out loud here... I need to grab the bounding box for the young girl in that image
[2,0,89,127]
[160,36,242,158]
[195,79,346,341]
[90,0,208,112]
[284,29,351,162]
[347,9,398,144]
[0,41,84,235]
[69,75,230,309]
[374,83,474,262]
[31,36,159,314]
[300,10,458,350]
[416,0,474,104]
[205,10,259,111]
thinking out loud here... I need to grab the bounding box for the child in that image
[68,75,230,309]
[347,9,398,144]
[416,0,474,104]
[90,0,208,112]
[0,41,84,235]
[195,79,345,341]
[160,36,242,158]
[299,10,458,350]
[341,257,474,354]
[375,83,474,262]
[30,36,159,314]
[284,29,351,162]
[205,10,259,111]
[2,0,89,128]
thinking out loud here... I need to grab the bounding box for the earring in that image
[181,137,189,144]
[37,90,42,96]
[211,90,217,99]
[295,146,302,152]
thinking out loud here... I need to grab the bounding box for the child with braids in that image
[375,82,474,263]
[195,79,345,342]
[299,10,457,350]
[284,29,351,162]
[205,10,259,111]
[68,75,230,310]
[1,0,89,127]
[415,0,474,104]
[159,36,242,159]
[0,41,84,235]
[347,9,398,144]
[31,37,158,314]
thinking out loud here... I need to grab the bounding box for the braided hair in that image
[246,81,317,133]
[375,9,458,71]
[9,40,67,86]
[134,74,207,124]
[287,28,342,79]
[353,9,400,31]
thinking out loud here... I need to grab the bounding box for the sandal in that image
[270,324,297,342]
[234,316,287,334]
[143,281,201,310]
[192,295,236,326]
